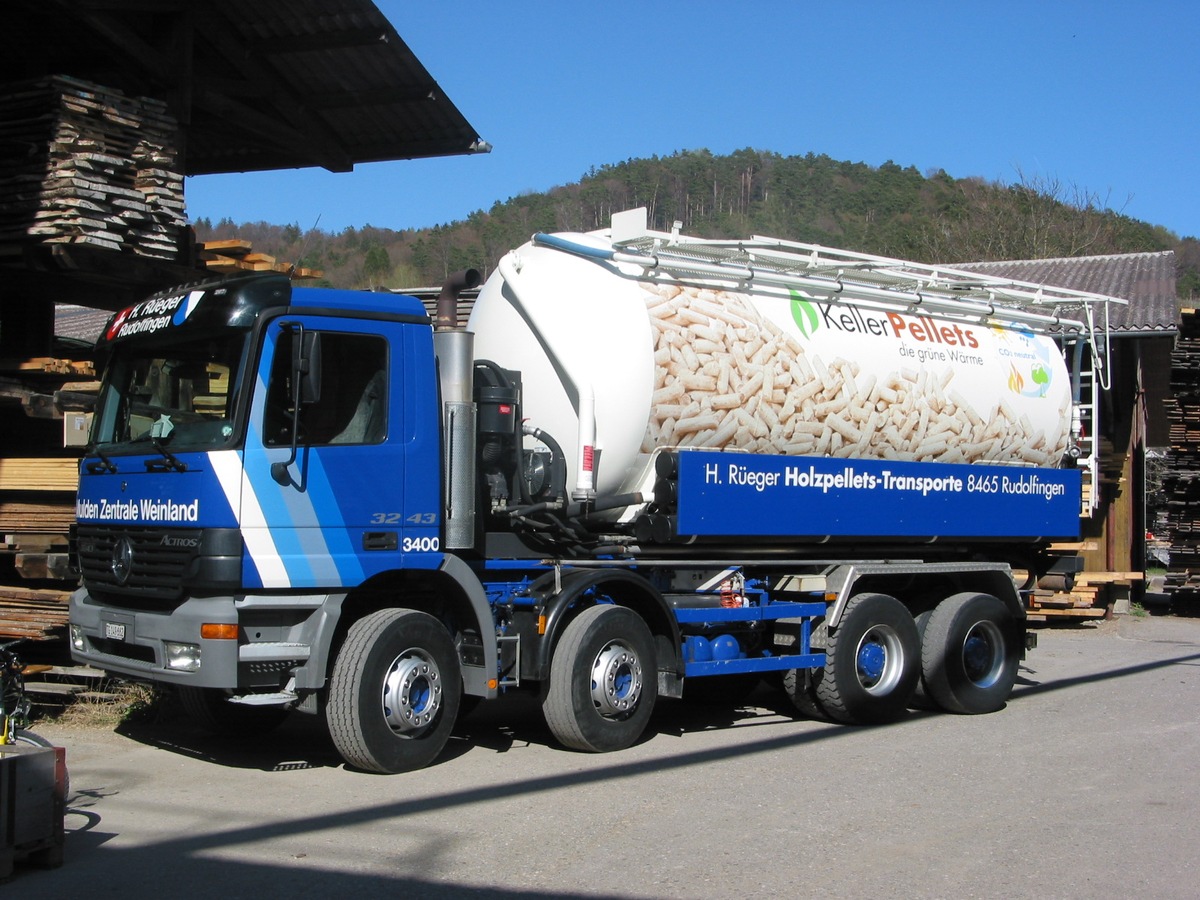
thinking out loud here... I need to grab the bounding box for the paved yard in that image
[11,614,1200,899]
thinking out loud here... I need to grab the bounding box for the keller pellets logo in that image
[789,290,820,338]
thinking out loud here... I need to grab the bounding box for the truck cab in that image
[70,274,494,765]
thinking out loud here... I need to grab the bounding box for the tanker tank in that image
[468,229,1074,514]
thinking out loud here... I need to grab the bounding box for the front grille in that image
[76,525,202,602]
[91,637,156,663]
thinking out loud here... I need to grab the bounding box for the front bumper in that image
[69,587,331,690]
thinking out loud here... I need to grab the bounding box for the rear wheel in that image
[909,609,935,709]
[783,667,829,720]
[814,593,920,724]
[543,605,657,752]
[922,592,1020,714]
[327,609,461,773]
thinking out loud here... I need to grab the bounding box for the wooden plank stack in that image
[0,458,80,493]
[1027,570,1142,621]
[0,75,186,259]
[0,458,78,640]
[199,239,324,280]
[1159,307,1200,606]
[0,587,70,641]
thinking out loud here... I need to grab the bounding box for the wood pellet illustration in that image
[640,282,1069,467]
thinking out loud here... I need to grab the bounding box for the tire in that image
[327,609,461,773]
[14,730,70,801]
[777,618,829,720]
[782,667,829,721]
[178,686,290,736]
[543,605,658,753]
[909,609,935,710]
[922,592,1020,714]
[13,728,54,749]
[814,593,920,724]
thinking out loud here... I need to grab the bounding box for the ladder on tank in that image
[1069,339,1102,516]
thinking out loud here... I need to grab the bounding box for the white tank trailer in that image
[464,210,1101,550]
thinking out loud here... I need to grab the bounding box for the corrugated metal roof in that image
[55,305,112,346]
[956,251,1180,335]
[4,0,487,176]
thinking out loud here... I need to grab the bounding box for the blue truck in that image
[68,211,1116,772]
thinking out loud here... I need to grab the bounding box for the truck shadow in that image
[113,646,1200,774]
[115,712,346,772]
[112,681,811,773]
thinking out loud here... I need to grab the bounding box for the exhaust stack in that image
[433,269,482,549]
[435,268,483,331]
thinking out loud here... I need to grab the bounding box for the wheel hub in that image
[858,641,886,683]
[590,641,643,718]
[382,650,442,735]
[855,625,905,695]
[961,621,1005,687]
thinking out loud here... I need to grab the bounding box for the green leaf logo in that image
[790,290,820,338]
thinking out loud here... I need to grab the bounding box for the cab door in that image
[235,315,442,590]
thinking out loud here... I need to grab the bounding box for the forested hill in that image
[192,148,1200,299]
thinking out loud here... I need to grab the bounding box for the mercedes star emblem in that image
[111,536,133,584]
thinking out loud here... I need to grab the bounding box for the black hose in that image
[568,491,644,519]
[523,423,568,504]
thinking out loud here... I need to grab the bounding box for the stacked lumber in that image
[0,358,95,377]
[1159,308,1200,604]
[200,239,324,281]
[0,75,186,258]
[0,502,75,534]
[0,458,79,492]
[1027,571,1142,621]
[0,457,77,632]
[0,586,70,640]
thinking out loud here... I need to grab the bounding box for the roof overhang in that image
[4,0,488,176]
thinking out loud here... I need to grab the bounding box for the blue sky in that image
[185,1,1199,241]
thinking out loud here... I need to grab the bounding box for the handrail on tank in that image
[531,232,1120,335]
[530,209,1126,391]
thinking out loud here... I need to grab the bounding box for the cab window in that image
[263,332,388,446]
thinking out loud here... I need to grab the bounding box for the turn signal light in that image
[201,623,239,640]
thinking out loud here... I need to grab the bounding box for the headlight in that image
[164,641,202,671]
[70,624,86,652]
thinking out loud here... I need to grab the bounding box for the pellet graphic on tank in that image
[639,281,1070,467]
[468,233,1073,508]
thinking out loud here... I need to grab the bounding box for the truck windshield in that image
[91,331,251,453]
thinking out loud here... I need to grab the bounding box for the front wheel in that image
[178,686,290,736]
[814,593,920,724]
[327,609,462,773]
[12,728,54,749]
[922,592,1020,714]
[543,605,658,752]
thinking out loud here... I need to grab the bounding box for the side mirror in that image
[273,323,322,487]
[298,330,323,404]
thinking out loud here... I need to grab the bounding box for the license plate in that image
[105,622,126,641]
